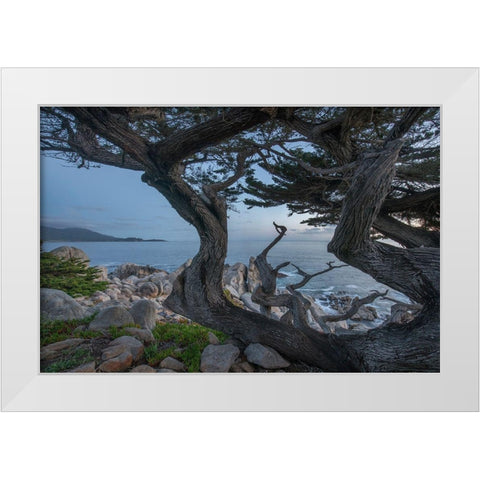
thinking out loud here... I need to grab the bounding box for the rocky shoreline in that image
[40,246,410,373]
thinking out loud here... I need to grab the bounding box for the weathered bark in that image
[340,305,440,372]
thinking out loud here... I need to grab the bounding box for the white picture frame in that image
[1,68,478,411]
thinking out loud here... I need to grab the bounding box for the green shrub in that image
[40,251,109,297]
[40,314,101,346]
[108,323,142,339]
[144,344,177,367]
[146,323,228,372]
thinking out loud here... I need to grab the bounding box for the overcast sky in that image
[40,155,335,242]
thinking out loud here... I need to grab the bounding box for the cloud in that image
[71,205,107,212]
[298,227,327,235]
[112,217,140,222]
[40,216,96,229]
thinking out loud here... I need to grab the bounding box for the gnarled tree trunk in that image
[143,163,362,372]
[142,144,439,372]
[325,111,440,371]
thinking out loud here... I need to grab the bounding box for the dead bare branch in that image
[322,290,389,323]
[286,261,348,292]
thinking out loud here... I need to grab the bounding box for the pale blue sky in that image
[40,155,335,242]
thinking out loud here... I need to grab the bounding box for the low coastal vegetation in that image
[40,314,102,347]
[44,348,94,373]
[145,323,228,372]
[108,323,143,339]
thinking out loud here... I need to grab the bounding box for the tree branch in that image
[290,154,361,179]
[202,151,250,197]
[381,187,440,214]
[62,107,152,166]
[272,261,290,275]
[373,213,440,248]
[286,108,375,165]
[149,107,273,167]
[41,108,146,171]
[384,107,429,144]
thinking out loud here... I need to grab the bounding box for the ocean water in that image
[42,239,409,317]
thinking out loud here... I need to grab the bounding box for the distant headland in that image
[40,226,166,242]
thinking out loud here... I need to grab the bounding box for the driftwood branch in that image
[286,261,348,292]
[273,261,290,275]
[251,222,288,317]
[260,222,287,258]
[322,290,388,323]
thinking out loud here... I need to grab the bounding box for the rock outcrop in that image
[159,356,186,372]
[244,343,290,369]
[129,299,157,330]
[136,282,159,299]
[247,256,262,293]
[40,338,86,361]
[108,336,144,362]
[223,262,248,296]
[49,246,90,264]
[40,288,86,322]
[88,306,135,331]
[200,344,240,372]
[112,263,161,280]
[97,335,144,372]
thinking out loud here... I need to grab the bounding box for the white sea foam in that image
[314,299,338,315]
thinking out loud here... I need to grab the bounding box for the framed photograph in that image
[1,68,478,411]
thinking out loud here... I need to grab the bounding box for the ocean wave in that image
[314,299,338,315]
[278,271,299,277]
[319,286,335,292]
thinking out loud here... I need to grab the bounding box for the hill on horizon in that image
[40,226,165,242]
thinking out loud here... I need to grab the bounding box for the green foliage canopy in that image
[40,252,109,297]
